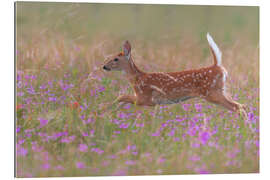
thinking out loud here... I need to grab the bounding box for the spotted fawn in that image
[103,33,247,118]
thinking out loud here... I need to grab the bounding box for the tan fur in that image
[102,38,247,118]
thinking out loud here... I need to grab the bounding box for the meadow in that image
[16,2,259,177]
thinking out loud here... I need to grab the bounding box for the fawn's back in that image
[134,65,225,105]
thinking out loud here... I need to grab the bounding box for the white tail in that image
[207,33,222,66]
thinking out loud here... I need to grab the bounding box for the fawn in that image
[102,33,247,118]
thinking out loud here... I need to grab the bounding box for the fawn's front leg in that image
[116,95,137,104]
[103,95,138,113]
[115,95,138,110]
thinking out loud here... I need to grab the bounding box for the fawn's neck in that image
[124,57,144,83]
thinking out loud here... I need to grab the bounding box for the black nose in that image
[103,65,110,71]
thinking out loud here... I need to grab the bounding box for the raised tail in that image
[207,33,222,66]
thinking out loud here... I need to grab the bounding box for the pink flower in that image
[91,147,104,155]
[191,142,200,148]
[199,131,211,145]
[55,165,65,171]
[60,135,76,143]
[119,123,130,129]
[31,142,43,152]
[16,126,21,133]
[167,129,175,137]
[189,155,201,162]
[125,160,136,165]
[158,157,166,164]
[136,123,144,128]
[127,145,136,151]
[76,162,86,169]
[195,103,202,112]
[38,117,48,128]
[41,163,50,170]
[17,145,28,157]
[108,155,117,159]
[90,129,95,136]
[151,131,160,137]
[82,132,89,137]
[182,104,191,111]
[78,144,88,152]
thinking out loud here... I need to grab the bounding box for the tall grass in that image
[16,2,259,177]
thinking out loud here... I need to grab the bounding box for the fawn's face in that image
[103,41,131,72]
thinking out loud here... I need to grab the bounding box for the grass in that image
[16,2,259,177]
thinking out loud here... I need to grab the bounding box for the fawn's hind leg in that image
[205,91,248,119]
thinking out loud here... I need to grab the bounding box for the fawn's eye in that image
[114,58,118,62]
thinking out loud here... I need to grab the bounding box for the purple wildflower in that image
[167,129,175,137]
[78,144,88,152]
[31,142,43,152]
[158,157,166,164]
[90,129,95,136]
[119,122,130,129]
[91,148,104,155]
[199,131,210,145]
[195,103,202,112]
[17,91,24,96]
[17,145,28,157]
[113,130,121,134]
[189,155,201,162]
[38,117,48,128]
[26,87,36,95]
[135,123,144,128]
[18,139,25,145]
[48,97,57,102]
[197,169,210,174]
[52,131,68,139]
[76,162,86,169]
[82,117,94,124]
[55,165,65,171]
[127,145,136,151]
[255,140,259,147]
[60,135,76,143]
[182,104,191,111]
[98,86,105,92]
[123,104,131,109]
[39,84,47,89]
[151,131,160,137]
[108,154,117,159]
[16,126,21,133]
[82,132,89,137]
[125,160,136,165]
[191,143,201,148]
[118,112,128,119]
[41,163,50,170]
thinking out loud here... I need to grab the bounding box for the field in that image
[16,2,259,177]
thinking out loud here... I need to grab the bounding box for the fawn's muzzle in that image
[103,65,111,71]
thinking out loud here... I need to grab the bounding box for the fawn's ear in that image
[123,40,131,60]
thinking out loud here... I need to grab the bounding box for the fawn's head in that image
[103,41,132,71]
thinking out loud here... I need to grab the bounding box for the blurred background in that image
[16,2,259,45]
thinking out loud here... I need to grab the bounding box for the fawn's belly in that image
[153,96,193,105]
[150,89,194,105]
